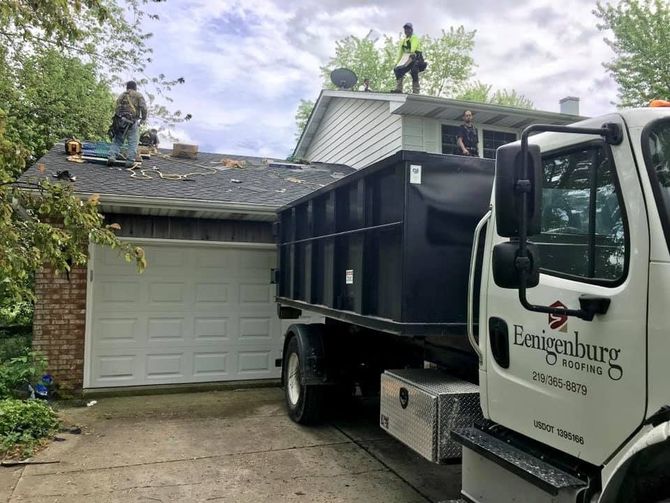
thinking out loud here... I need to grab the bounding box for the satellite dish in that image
[330,68,358,90]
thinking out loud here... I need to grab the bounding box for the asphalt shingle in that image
[20,143,356,208]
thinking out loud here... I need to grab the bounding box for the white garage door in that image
[87,242,295,388]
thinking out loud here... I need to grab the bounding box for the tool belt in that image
[108,113,136,140]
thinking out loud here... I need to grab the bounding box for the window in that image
[643,119,670,253]
[483,130,516,159]
[441,125,463,155]
[533,143,627,283]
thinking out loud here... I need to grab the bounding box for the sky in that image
[133,0,619,159]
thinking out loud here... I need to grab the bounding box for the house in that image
[294,91,583,169]
[25,91,583,393]
[21,146,352,391]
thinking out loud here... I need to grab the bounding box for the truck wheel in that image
[283,336,326,424]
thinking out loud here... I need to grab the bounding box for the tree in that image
[455,81,534,109]
[294,100,315,142]
[0,48,116,161]
[0,2,153,307]
[0,0,187,129]
[594,0,670,106]
[320,27,476,97]
[296,27,533,134]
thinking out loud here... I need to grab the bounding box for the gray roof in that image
[20,144,355,217]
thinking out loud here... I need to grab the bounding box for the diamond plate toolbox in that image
[380,368,482,462]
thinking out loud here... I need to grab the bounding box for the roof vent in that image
[559,96,580,115]
[172,143,198,159]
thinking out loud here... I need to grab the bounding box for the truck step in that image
[451,427,587,495]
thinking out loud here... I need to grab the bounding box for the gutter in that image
[95,193,278,217]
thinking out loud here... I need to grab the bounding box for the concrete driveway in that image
[1,387,461,502]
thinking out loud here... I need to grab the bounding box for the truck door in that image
[484,115,649,465]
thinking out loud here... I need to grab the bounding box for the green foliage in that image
[595,0,670,106]
[295,100,316,141]
[297,27,533,134]
[0,302,32,329]
[421,27,476,97]
[0,160,148,304]
[0,2,152,308]
[0,335,32,363]
[0,0,187,130]
[0,399,59,457]
[0,48,115,162]
[0,350,47,400]
[321,35,398,92]
[456,80,534,109]
[320,27,476,97]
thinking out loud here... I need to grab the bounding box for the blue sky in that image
[127,0,619,159]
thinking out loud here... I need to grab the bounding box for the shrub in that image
[0,350,47,400]
[0,334,32,362]
[0,399,59,456]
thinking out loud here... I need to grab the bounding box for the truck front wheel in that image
[283,335,326,424]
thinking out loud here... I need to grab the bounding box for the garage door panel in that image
[97,318,139,343]
[195,283,230,303]
[196,249,235,268]
[145,353,185,379]
[90,244,285,387]
[239,250,275,269]
[145,248,186,267]
[147,317,187,341]
[97,280,140,304]
[94,355,137,383]
[194,317,229,340]
[237,350,272,375]
[238,317,272,341]
[149,282,187,304]
[193,352,229,377]
[240,283,273,304]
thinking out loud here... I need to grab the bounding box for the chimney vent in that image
[559,96,580,115]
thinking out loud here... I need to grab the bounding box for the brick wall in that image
[33,265,88,393]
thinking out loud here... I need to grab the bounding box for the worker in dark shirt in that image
[108,81,148,167]
[457,110,479,157]
[140,129,159,148]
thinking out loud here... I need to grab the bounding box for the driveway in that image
[1,388,462,502]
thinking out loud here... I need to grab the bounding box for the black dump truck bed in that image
[276,150,494,337]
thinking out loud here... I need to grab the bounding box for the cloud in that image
[138,0,618,157]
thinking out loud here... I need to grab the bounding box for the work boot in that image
[390,77,404,93]
[106,156,115,167]
[412,81,420,94]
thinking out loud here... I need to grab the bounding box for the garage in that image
[86,241,285,388]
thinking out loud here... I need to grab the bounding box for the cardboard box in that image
[172,143,198,159]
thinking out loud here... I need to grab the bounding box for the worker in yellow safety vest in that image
[391,23,426,94]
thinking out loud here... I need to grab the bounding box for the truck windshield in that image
[644,120,670,252]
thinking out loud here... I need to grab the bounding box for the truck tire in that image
[283,335,327,424]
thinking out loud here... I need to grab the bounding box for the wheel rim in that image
[287,352,301,406]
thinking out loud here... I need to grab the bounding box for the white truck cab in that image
[458,106,670,502]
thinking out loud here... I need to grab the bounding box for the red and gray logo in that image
[548,301,568,332]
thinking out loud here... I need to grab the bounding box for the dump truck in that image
[275,105,670,502]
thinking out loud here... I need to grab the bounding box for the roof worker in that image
[457,110,479,157]
[107,81,148,167]
[391,22,426,94]
[140,128,160,149]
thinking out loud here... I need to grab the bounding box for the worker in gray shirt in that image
[108,81,148,167]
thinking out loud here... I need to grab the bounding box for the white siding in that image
[401,117,440,154]
[305,99,402,169]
